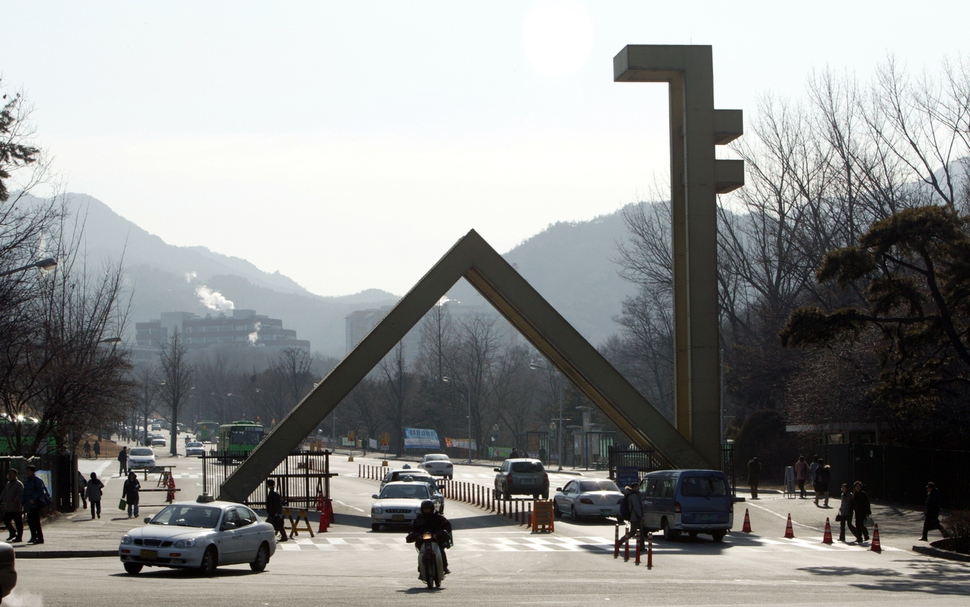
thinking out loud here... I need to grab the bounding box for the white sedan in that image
[128,447,156,470]
[185,441,206,457]
[371,481,435,531]
[553,479,624,520]
[418,454,454,479]
[119,501,277,575]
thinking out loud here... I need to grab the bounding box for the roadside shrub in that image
[941,510,970,554]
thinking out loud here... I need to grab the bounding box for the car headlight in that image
[121,535,133,544]
[371,505,382,514]
[173,538,197,548]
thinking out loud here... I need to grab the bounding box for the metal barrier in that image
[202,450,335,508]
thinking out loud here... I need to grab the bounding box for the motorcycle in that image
[416,531,444,589]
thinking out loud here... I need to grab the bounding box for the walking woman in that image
[852,481,871,542]
[837,483,857,542]
[122,471,141,518]
[86,472,104,519]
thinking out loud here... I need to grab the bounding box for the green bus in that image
[195,420,219,443]
[217,420,264,457]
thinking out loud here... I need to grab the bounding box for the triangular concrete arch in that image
[219,230,710,502]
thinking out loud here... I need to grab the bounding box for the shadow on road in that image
[798,559,970,595]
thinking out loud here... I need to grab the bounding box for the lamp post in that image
[442,376,473,465]
[529,361,565,471]
[0,257,57,278]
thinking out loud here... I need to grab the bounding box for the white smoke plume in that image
[195,285,235,312]
[248,321,261,345]
[184,271,197,283]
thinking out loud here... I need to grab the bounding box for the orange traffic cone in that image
[870,523,882,552]
[742,508,752,533]
[784,513,795,539]
[318,511,329,533]
[822,517,833,544]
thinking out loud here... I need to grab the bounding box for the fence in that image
[202,451,335,509]
[822,444,970,509]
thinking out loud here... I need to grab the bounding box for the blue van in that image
[640,469,734,542]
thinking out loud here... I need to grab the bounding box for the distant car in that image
[553,479,623,520]
[494,458,549,500]
[418,454,454,479]
[119,501,276,575]
[185,441,206,457]
[371,480,436,531]
[0,542,16,600]
[128,447,156,470]
[151,436,167,448]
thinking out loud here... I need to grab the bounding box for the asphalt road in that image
[10,451,969,606]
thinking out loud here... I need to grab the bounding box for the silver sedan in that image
[553,479,624,520]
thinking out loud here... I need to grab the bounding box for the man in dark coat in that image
[408,500,453,574]
[118,446,128,476]
[747,457,762,499]
[1,470,24,542]
[265,479,287,541]
[22,465,47,544]
[122,471,141,518]
[920,482,942,541]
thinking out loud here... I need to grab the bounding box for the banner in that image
[489,446,513,459]
[369,438,378,450]
[444,437,477,450]
[404,427,440,450]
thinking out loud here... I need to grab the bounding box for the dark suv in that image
[494,458,549,500]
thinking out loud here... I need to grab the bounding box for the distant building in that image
[133,309,309,365]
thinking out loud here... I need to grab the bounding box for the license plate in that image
[601,509,613,515]
[520,479,535,485]
[699,514,715,522]
[392,515,405,522]
[140,549,158,561]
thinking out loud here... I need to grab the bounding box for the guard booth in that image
[202,450,336,509]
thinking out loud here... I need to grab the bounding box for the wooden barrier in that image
[285,507,315,538]
[531,499,554,533]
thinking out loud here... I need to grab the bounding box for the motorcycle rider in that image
[407,499,452,575]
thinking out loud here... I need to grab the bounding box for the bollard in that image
[646,532,653,569]
[624,534,630,562]
[527,502,532,527]
[514,499,520,523]
[614,524,620,558]
[635,529,641,565]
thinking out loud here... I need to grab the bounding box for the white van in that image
[640,469,734,542]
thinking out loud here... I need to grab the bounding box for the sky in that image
[2,1,966,297]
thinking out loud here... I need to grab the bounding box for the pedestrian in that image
[118,446,128,477]
[809,455,820,490]
[538,447,547,465]
[618,480,646,551]
[93,440,101,459]
[265,479,287,541]
[77,470,88,509]
[794,456,810,499]
[83,440,91,459]
[836,483,856,542]
[510,447,519,459]
[747,456,761,499]
[122,471,141,518]
[85,472,104,519]
[852,481,871,542]
[22,465,48,544]
[920,482,942,542]
[1,470,24,543]
[814,460,831,507]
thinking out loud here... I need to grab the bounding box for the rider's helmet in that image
[420,499,435,513]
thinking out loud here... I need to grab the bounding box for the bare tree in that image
[158,329,194,456]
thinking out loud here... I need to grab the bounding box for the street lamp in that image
[0,257,57,278]
[442,376,473,465]
[530,361,565,471]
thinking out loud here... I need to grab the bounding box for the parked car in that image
[494,458,549,500]
[640,469,734,542]
[185,441,206,457]
[370,480,436,531]
[553,479,623,520]
[151,436,167,448]
[0,542,16,600]
[128,447,156,470]
[418,453,454,479]
[119,501,276,575]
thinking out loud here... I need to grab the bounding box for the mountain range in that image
[52,193,638,358]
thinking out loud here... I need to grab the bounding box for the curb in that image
[15,549,117,559]
[912,544,970,563]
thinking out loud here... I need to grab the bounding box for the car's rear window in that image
[680,475,728,497]
[130,448,153,456]
[425,455,449,461]
[511,461,544,473]
[580,480,619,492]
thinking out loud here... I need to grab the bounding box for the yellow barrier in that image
[285,507,315,538]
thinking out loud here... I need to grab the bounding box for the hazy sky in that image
[2,1,965,297]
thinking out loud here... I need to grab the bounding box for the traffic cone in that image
[784,514,795,539]
[742,508,752,533]
[318,510,329,533]
[822,518,833,544]
[870,524,882,552]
